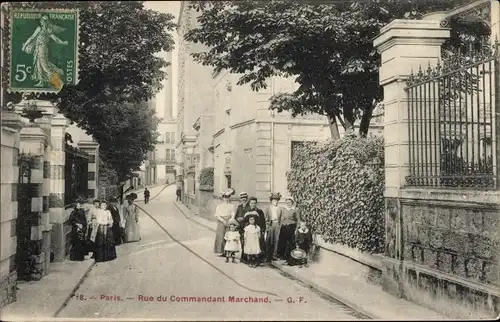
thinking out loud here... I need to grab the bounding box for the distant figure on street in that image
[85,199,101,259]
[144,188,150,204]
[265,192,283,263]
[234,192,250,262]
[69,198,87,261]
[278,196,301,265]
[244,212,262,268]
[176,186,182,202]
[224,219,241,263]
[124,195,141,242]
[93,201,117,262]
[214,188,236,256]
[166,178,169,185]
[108,198,123,246]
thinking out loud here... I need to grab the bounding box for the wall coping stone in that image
[315,235,383,272]
[400,187,500,205]
[402,260,500,298]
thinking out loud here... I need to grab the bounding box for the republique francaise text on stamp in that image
[9,9,79,93]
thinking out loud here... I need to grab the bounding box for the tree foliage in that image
[287,135,385,252]
[185,0,484,139]
[93,101,160,183]
[1,1,175,182]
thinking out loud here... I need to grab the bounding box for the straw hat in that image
[269,192,282,201]
[221,188,235,198]
[290,247,307,260]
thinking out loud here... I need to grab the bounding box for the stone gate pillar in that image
[0,111,23,308]
[373,19,450,296]
[19,125,49,280]
[49,114,69,262]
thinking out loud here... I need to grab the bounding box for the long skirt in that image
[85,225,95,255]
[111,222,123,245]
[94,226,117,262]
[277,224,297,261]
[214,221,227,254]
[124,219,141,243]
[70,226,86,261]
[266,222,280,261]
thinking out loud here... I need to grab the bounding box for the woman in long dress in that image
[214,188,236,256]
[69,200,87,261]
[124,196,141,242]
[277,196,301,264]
[93,201,117,262]
[21,15,68,88]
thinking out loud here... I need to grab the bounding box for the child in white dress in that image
[224,219,241,263]
[244,214,262,268]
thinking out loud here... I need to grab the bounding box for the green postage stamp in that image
[9,9,79,93]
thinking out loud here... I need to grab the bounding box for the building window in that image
[165,132,175,144]
[226,175,232,189]
[166,149,175,161]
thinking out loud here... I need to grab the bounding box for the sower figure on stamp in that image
[234,192,250,263]
[265,192,283,263]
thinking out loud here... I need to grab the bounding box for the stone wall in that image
[0,126,20,308]
[393,189,500,319]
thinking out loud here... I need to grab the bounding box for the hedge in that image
[287,134,385,253]
[199,167,214,187]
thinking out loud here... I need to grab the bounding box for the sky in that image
[144,1,182,119]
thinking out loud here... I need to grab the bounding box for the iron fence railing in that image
[405,43,499,189]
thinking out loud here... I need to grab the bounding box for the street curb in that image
[171,201,216,232]
[53,260,95,317]
[270,261,377,319]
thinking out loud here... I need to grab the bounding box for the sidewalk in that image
[173,201,449,320]
[1,259,94,320]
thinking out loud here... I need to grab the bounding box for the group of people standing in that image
[213,189,313,268]
[68,194,142,263]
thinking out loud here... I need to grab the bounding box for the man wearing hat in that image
[234,192,250,262]
[265,192,283,262]
[108,198,123,246]
[244,197,267,265]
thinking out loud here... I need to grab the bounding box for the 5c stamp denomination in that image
[9,9,79,93]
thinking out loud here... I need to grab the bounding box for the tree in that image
[87,100,160,184]
[1,1,175,181]
[185,0,480,139]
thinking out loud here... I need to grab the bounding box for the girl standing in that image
[277,196,301,264]
[93,201,117,262]
[214,188,236,256]
[224,219,241,263]
[244,212,262,268]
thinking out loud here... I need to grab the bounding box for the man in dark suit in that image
[108,198,123,246]
[234,192,250,263]
[246,196,267,266]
